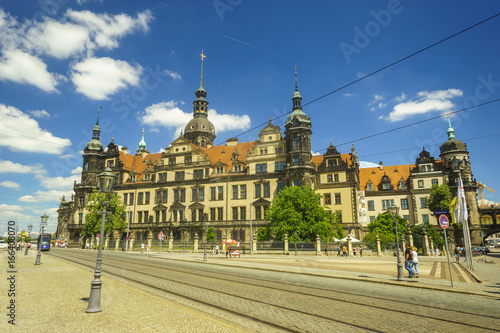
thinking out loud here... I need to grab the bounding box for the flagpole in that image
[458,174,473,271]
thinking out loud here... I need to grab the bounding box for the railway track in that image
[48,250,500,332]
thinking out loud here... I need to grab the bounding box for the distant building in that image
[57,60,484,248]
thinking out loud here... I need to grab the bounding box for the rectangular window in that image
[199,188,204,201]
[256,163,267,173]
[145,192,150,205]
[382,199,394,210]
[368,200,375,211]
[144,211,149,223]
[418,180,424,188]
[175,171,185,181]
[334,174,339,182]
[275,162,280,171]
[180,189,185,202]
[192,188,198,202]
[256,164,261,173]
[403,215,409,221]
[174,190,179,202]
[79,213,83,224]
[369,216,375,223]
[169,157,176,165]
[277,182,285,193]
[420,198,427,208]
[185,156,192,164]
[172,210,178,222]
[210,208,216,221]
[240,207,246,220]
[158,173,166,182]
[217,186,224,200]
[129,193,134,205]
[191,209,196,222]
[217,207,223,221]
[156,211,160,223]
[401,198,409,210]
[162,211,166,222]
[193,169,204,179]
[293,180,301,187]
[327,174,333,182]
[138,192,144,205]
[232,185,239,199]
[336,210,343,223]
[123,193,128,206]
[255,184,261,197]
[240,185,246,199]
[281,161,286,170]
[138,211,142,223]
[255,206,262,220]
[422,214,429,224]
[334,193,341,204]
[162,191,168,204]
[432,178,438,185]
[232,207,238,220]
[263,183,270,197]
[324,194,331,205]
[198,209,203,221]
[210,187,216,200]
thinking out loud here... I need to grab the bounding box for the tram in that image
[38,233,51,251]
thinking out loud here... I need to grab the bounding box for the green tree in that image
[410,224,445,250]
[207,226,216,243]
[426,183,452,212]
[265,186,338,242]
[256,225,272,241]
[363,212,408,249]
[83,191,126,237]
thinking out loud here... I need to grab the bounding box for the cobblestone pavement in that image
[2,247,499,332]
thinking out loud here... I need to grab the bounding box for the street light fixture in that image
[183,230,187,254]
[389,205,405,281]
[25,224,33,256]
[86,167,117,313]
[35,214,48,265]
[203,213,208,261]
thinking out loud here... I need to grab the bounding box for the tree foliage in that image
[426,183,452,212]
[83,191,126,237]
[207,226,216,243]
[410,224,445,249]
[364,212,408,249]
[265,186,339,242]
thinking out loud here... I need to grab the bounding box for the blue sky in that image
[1,0,499,235]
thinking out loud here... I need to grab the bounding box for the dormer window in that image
[399,179,406,189]
[367,181,373,191]
[383,183,390,190]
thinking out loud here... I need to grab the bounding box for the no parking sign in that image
[439,214,449,229]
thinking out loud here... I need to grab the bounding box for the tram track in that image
[48,250,500,332]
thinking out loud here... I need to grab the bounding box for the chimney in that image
[226,138,238,147]
[121,146,128,155]
[379,161,383,170]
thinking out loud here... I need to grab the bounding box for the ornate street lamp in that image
[35,214,48,265]
[203,213,208,261]
[389,205,405,281]
[86,167,117,313]
[25,224,33,256]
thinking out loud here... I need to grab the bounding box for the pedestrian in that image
[211,246,215,255]
[337,246,341,256]
[411,246,419,278]
[360,247,363,257]
[454,247,460,262]
[146,242,150,253]
[430,248,434,256]
[141,242,145,253]
[215,244,219,254]
[353,247,357,256]
[435,248,440,256]
[404,244,416,278]
[342,245,347,257]
[226,244,229,258]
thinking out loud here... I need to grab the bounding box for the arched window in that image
[293,137,300,150]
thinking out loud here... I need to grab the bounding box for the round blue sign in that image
[439,214,449,229]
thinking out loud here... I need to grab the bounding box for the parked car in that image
[0,240,6,249]
[473,246,491,255]
[495,242,500,248]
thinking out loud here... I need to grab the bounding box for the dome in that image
[285,109,311,126]
[439,138,467,155]
[85,138,103,151]
[184,117,216,136]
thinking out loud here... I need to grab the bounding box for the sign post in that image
[439,214,453,287]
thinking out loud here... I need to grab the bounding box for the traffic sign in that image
[439,214,449,229]
[433,210,449,215]
[158,231,164,238]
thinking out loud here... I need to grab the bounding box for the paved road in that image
[47,249,500,332]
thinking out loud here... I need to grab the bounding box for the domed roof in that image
[184,117,215,136]
[285,109,310,126]
[85,137,103,151]
[439,138,467,154]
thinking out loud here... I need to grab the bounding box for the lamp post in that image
[125,208,130,252]
[86,167,117,313]
[183,230,187,254]
[294,231,298,256]
[35,214,48,265]
[203,214,208,261]
[389,205,405,281]
[25,224,33,256]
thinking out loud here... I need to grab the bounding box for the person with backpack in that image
[405,244,416,278]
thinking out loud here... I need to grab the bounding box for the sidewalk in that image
[0,249,240,332]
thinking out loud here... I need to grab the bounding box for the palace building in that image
[57,58,482,248]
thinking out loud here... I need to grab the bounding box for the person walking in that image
[337,246,341,256]
[225,244,229,258]
[411,246,419,278]
[141,242,145,253]
[404,244,416,278]
[360,247,363,257]
[353,247,357,256]
[146,242,150,253]
[215,244,219,254]
[342,245,347,257]
[454,247,460,262]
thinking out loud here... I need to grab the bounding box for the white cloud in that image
[19,189,72,203]
[35,172,80,191]
[66,9,153,50]
[71,166,83,175]
[392,92,407,103]
[343,93,353,97]
[29,109,50,118]
[373,95,384,102]
[0,49,61,92]
[71,57,143,100]
[0,181,20,190]
[138,100,251,138]
[0,159,45,174]
[359,161,380,168]
[164,69,181,80]
[385,89,463,122]
[0,104,72,154]
[0,203,23,211]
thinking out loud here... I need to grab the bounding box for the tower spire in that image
[96,106,101,125]
[199,50,206,90]
[447,114,455,140]
[294,65,299,92]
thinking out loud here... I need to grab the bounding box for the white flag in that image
[458,175,468,223]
